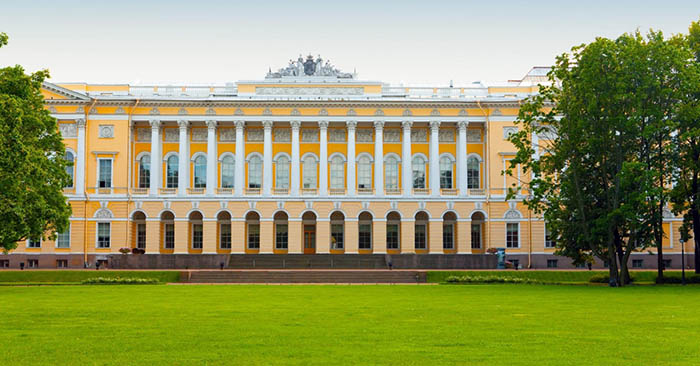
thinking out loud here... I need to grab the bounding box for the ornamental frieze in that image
[164,128,179,142]
[98,125,114,138]
[247,129,263,142]
[255,87,363,96]
[467,129,481,142]
[191,128,207,142]
[302,129,318,142]
[439,129,454,142]
[384,129,400,142]
[274,128,291,142]
[356,129,373,143]
[59,123,77,138]
[411,129,427,142]
[219,128,236,142]
[136,128,151,142]
[329,129,345,142]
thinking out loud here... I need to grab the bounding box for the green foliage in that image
[0,270,181,284]
[0,34,72,251]
[589,274,635,283]
[0,32,7,48]
[655,275,700,284]
[445,275,544,284]
[81,277,160,285]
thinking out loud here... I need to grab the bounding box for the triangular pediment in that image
[41,82,90,101]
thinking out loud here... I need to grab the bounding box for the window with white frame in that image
[302,155,317,189]
[97,222,111,248]
[27,238,40,248]
[385,156,399,191]
[220,222,231,249]
[275,155,290,189]
[414,224,427,249]
[193,155,206,188]
[247,222,260,249]
[439,156,453,189]
[386,224,399,249]
[467,156,480,189]
[545,225,556,248]
[412,156,426,189]
[443,223,454,249]
[139,155,150,188]
[248,155,262,189]
[192,222,203,249]
[98,159,112,188]
[136,223,146,249]
[358,155,372,189]
[506,223,519,248]
[64,151,74,188]
[166,155,179,188]
[56,225,70,249]
[221,155,235,188]
[164,223,175,249]
[275,224,288,249]
[358,223,372,249]
[331,223,344,250]
[330,155,344,189]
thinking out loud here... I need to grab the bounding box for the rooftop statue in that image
[266,54,355,79]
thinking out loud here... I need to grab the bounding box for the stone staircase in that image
[182,270,426,284]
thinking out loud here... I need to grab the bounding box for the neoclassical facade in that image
[1,56,690,269]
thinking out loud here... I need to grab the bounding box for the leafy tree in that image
[0,33,72,252]
[506,31,687,286]
[670,20,700,273]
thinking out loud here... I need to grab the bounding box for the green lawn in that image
[0,270,180,284]
[425,270,697,283]
[2,285,699,365]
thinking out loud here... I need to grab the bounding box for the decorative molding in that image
[492,108,503,116]
[319,108,328,116]
[467,129,481,142]
[430,109,440,116]
[205,107,216,115]
[163,201,171,209]
[347,109,357,116]
[439,129,454,142]
[504,201,522,219]
[98,125,114,139]
[457,121,469,131]
[318,120,329,129]
[277,201,284,209]
[235,120,245,129]
[256,87,362,96]
[59,123,77,138]
[333,201,341,210]
[475,202,483,210]
[262,108,272,116]
[164,128,179,142]
[247,129,263,142]
[373,120,385,130]
[178,120,189,128]
[149,107,160,115]
[234,108,244,116]
[219,128,235,142]
[374,109,385,116]
[305,201,313,209]
[89,107,98,115]
[402,109,412,116]
[290,108,300,116]
[329,129,346,142]
[384,129,400,142]
[274,128,291,142]
[76,106,84,113]
[191,128,207,142]
[503,126,518,139]
[356,129,373,143]
[411,129,427,142]
[458,109,468,117]
[290,120,301,130]
[220,201,228,209]
[207,120,217,129]
[115,106,126,114]
[136,128,151,142]
[362,201,370,210]
[178,108,188,115]
[346,120,357,130]
[148,119,160,129]
[302,129,318,142]
[192,201,199,209]
[430,120,441,130]
[418,201,426,210]
[263,120,273,129]
[94,208,113,219]
[402,120,413,130]
[390,201,398,210]
[249,201,256,209]
[135,201,143,209]
[48,106,58,113]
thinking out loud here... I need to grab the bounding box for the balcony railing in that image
[245,187,261,195]
[385,188,401,195]
[187,188,205,195]
[131,188,148,195]
[301,188,318,195]
[357,187,374,195]
[159,188,177,195]
[216,188,233,194]
[274,187,290,195]
[413,188,429,195]
[329,188,346,196]
[441,188,458,196]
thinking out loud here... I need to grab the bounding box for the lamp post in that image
[680,238,686,286]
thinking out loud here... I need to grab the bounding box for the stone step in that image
[184,270,426,283]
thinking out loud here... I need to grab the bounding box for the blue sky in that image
[1,0,698,85]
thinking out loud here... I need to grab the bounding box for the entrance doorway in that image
[302,211,317,254]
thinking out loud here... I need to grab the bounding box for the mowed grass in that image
[2,285,700,366]
[425,270,686,283]
[0,270,180,284]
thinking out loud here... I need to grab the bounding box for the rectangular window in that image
[632,259,643,268]
[506,223,519,248]
[192,223,203,249]
[56,259,68,268]
[547,259,558,268]
[545,226,556,248]
[0,260,9,268]
[358,162,372,189]
[303,160,317,189]
[27,238,41,248]
[98,159,112,188]
[248,224,260,249]
[471,224,481,249]
[386,224,399,250]
[330,161,344,189]
[136,223,146,249]
[276,160,289,189]
[358,224,372,249]
[220,223,231,249]
[331,224,344,250]
[97,222,111,248]
[56,226,70,249]
[415,224,427,249]
[276,224,288,249]
[28,259,39,268]
[443,224,454,249]
[164,223,175,249]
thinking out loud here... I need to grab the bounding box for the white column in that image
[374,120,384,196]
[457,120,468,196]
[206,120,217,196]
[177,120,189,196]
[262,121,273,196]
[401,121,412,196]
[346,121,356,196]
[75,118,86,196]
[319,120,329,196]
[429,120,441,196]
[291,121,301,196]
[148,119,161,196]
[234,120,245,196]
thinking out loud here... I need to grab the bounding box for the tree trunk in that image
[608,243,619,287]
[693,208,700,274]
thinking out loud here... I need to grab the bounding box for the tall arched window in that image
[166,155,179,188]
[303,155,317,189]
[276,155,290,189]
[439,156,453,189]
[64,151,74,188]
[248,155,262,188]
[358,155,372,189]
[412,156,426,189]
[385,156,399,191]
[467,156,480,189]
[138,155,150,189]
[330,155,344,189]
[193,155,207,188]
[221,155,234,188]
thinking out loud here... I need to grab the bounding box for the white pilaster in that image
[374,120,384,196]
[291,121,301,196]
[401,121,412,196]
[262,121,273,196]
[429,120,441,196]
[346,121,357,196]
[148,119,161,196]
[457,120,468,196]
[206,120,217,196]
[177,120,189,196]
[234,120,245,196]
[75,118,86,196]
[318,120,329,196]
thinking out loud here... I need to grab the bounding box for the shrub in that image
[445,275,544,285]
[589,274,635,284]
[118,247,131,254]
[81,277,159,285]
[655,275,700,284]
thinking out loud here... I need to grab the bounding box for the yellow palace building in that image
[0,55,690,269]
